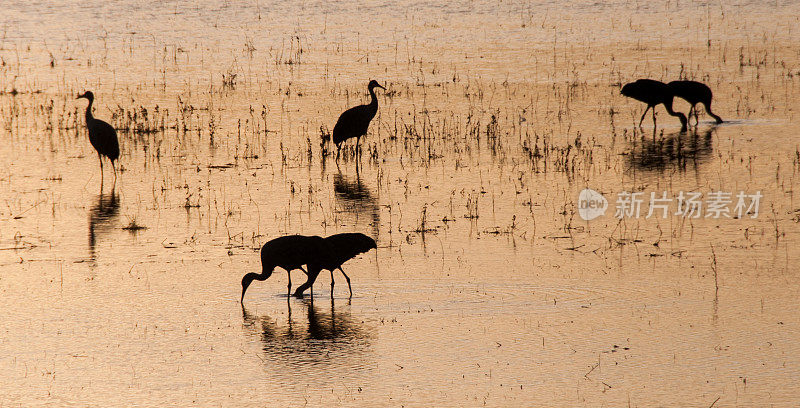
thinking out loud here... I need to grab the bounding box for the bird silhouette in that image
[318,233,377,297]
[621,79,687,131]
[667,80,723,125]
[333,80,386,159]
[241,235,333,302]
[77,91,120,183]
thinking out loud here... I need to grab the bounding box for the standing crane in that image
[332,80,386,159]
[320,233,377,297]
[77,91,120,183]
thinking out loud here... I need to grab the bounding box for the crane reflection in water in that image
[88,189,120,266]
[241,299,374,386]
[333,171,380,239]
[627,126,716,174]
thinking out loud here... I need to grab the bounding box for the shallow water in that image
[2,0,800,406]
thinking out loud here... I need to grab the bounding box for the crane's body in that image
[318,233,377,297]
[78,91,120,183]
[332,80,385,158]
[241,235,333,302]
[667,80,723,125]
[621,79,687,131]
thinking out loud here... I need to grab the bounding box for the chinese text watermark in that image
[578,189,762,221]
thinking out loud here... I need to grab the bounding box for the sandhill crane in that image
[333,80,386,159]
[77,91,120,183]
[667,80,723,125]
[241,235,332,302]
[621,79,687,131]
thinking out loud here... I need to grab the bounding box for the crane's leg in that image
[111,160,117,182]
[293,266,321,298]
[98,153,104,185]
[638,106,650,127]
[330,269,335,291]
[355,136,361,156]
[300,266,311,296]
[288,266,310,295]
[651,106,657,128]
[336,143,341,160]
[338,267,352,297]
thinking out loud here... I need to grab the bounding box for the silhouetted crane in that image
[321,233,377,297]
[621,79,687,131]
[667,80,723,125]
[241,235,333,303]
[77,91,120,183]
[333,80,386,159]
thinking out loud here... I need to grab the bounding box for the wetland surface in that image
[1,0,800,406]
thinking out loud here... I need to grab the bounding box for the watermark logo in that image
[613,190,762,219]
[578,188,608,221]
[578,189,763,221]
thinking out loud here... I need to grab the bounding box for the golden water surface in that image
[1,1,799,406]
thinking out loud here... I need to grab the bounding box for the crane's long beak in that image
[241,283,249,303]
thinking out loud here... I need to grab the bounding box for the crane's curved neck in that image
[368,86,379,109]
[84,98,94,123]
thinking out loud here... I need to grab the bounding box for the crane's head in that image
[240,272,258,303]
[620,83,633,97]
[77,91,94,101]
[241,261,276,303]
[368,80,386,91]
